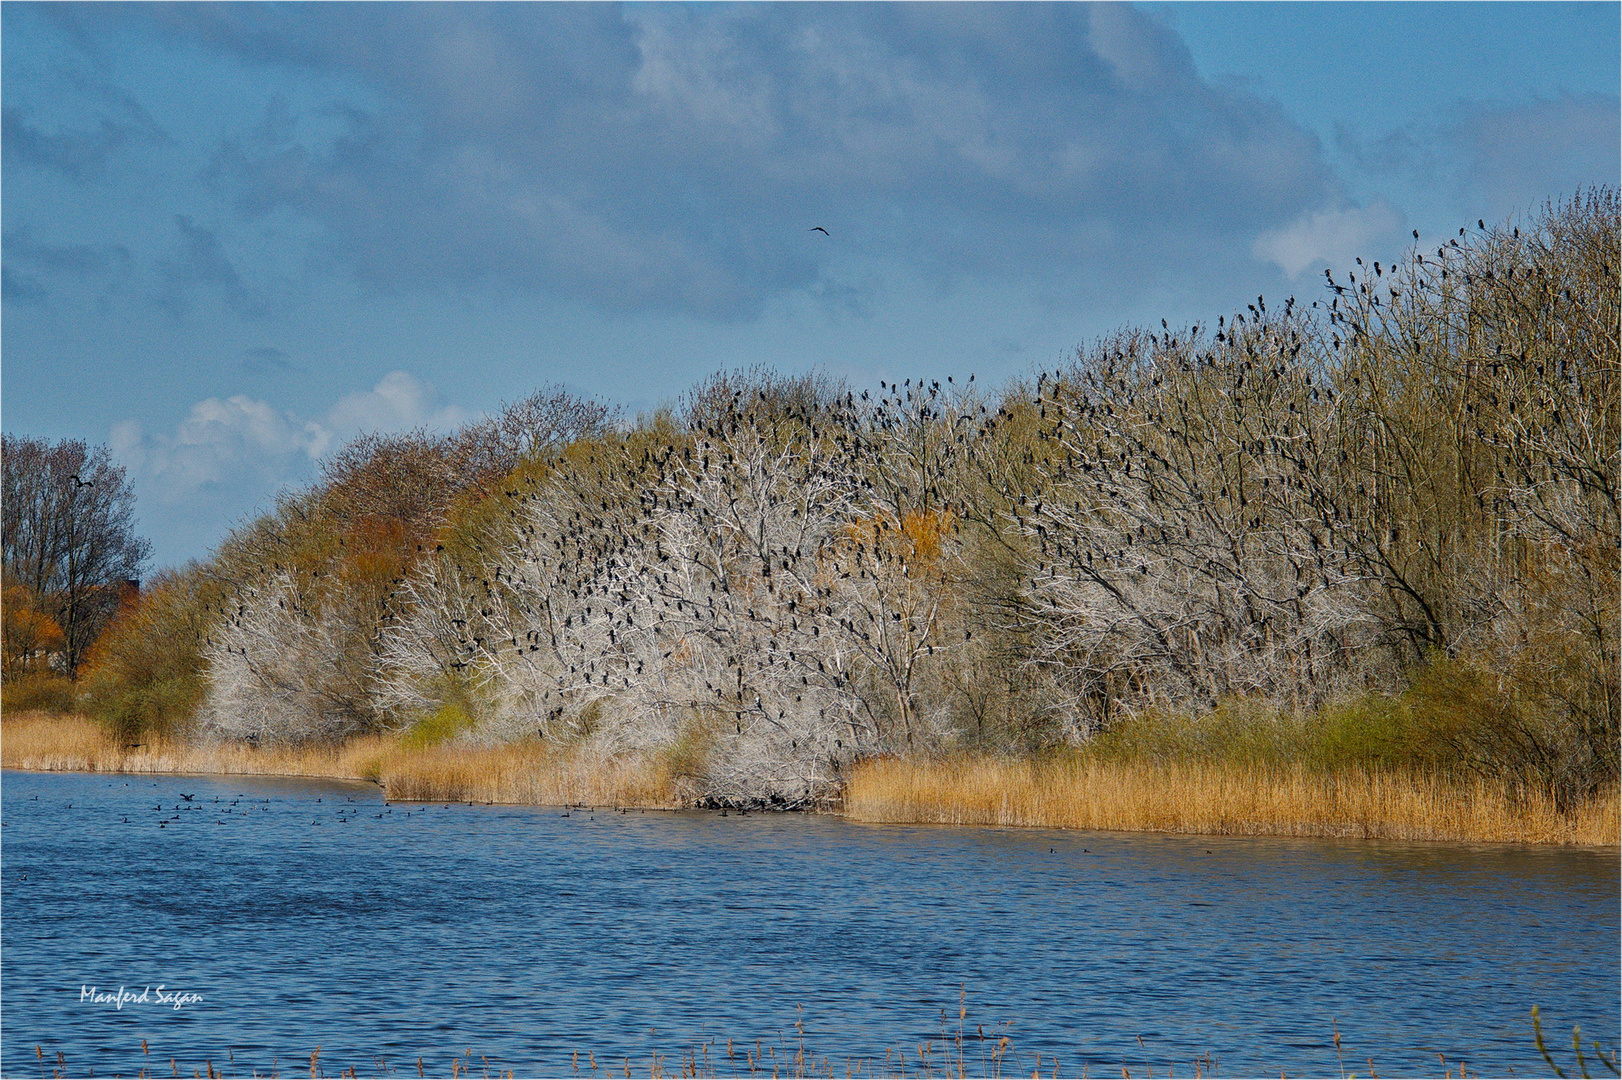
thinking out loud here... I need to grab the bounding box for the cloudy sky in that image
[4,2,1617,568]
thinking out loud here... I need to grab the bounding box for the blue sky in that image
[3,2,1617,569]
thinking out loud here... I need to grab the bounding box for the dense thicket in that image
[89,193,1619,808]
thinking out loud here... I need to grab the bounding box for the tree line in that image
[60,190,1622,808]
[1,437,149,687]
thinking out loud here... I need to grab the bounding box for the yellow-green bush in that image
[1307,694,1420,773]
[1087,698,1313,768]
[399,702,475,749]
[0,672,76,715]
[77,567,218,741]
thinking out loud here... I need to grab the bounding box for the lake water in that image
[2,769,1617,1078]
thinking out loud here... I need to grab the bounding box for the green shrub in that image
[400,702,475,749]
[1307,694,1424,774]
[1084,652,1618,809]
[0,672,76,715]
[1088,698,1313,768]
[1399,653,1614,808]
[664,712,716,780]
[76,567,216,742]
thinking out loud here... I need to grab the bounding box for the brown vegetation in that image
[844,755,1619,846]
[1,711,389,782]
[374,742,680,807]
[6,712,1614,844]
[0,712,680,809]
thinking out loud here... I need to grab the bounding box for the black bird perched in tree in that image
[809,227,829,235]
[69,474,93,487]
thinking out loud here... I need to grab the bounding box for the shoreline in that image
[844,755,1620,847]
[4,712,1617,846]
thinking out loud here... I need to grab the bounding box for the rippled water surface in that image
[3,769,1617,1077]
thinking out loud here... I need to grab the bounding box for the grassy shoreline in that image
[0,712,683,809]
[844,755,1619,846]
[5,711,1616,845]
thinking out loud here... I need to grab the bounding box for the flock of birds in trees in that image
[191,204,1617,806]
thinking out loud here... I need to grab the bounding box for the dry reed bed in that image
[1,711,391,781]
[6,713,1617,843]
[844,755,1621,846]
[375,742,680,808]
[0,712,681,808]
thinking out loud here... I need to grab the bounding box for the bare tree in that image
[317,385,617,530]
[474,384,619,464]
[1,435,150,675]
[996,313,1376,731]
[201,571,378,744]
[374,375,975,804]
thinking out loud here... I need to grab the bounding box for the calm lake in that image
[3,769,1617,1078]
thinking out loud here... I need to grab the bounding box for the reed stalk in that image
[843,754,1620,846]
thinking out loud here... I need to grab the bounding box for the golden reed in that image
[1,710,391,781]
[843,754,1620,846]
[0,712,680,809]
[6,713,1616,843]
[374,741,679,808]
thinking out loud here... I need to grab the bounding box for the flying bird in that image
[809,227,829,236]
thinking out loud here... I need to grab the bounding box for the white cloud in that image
[631,12,780,137]
[114,371,467,503]
[324,370,468,436]
[1252,198,1406,278]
